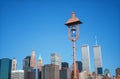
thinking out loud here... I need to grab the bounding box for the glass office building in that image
[0,58,12,79]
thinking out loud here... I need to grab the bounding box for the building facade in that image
[38,55,42,71]
[23,56,31,79]
[81,44,90,72]
[27,68,36,79]
[30,50,36,69]
[12,57,17,71]
[93,45,102,75]
[79,71,88,79]
[11,70,24,79]
[61,62,69,70]
[60,69,71,79]
[51,53,61,69]
[0,58,12,79]
[76,61,82,72]
[42,64,59,79]
[60,62,71,79]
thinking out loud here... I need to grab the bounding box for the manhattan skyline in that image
[0,0,120,76]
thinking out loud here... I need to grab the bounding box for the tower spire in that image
[95,36,98,45]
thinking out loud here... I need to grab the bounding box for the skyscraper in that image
[12,57,17,71]
[38,55,42,71]
[0,58,12,79]
[30,50,36,69]
[76,61,82,72]
[93,45,102,74]
[81,44,90,72]
[23,56,31,79]
[60,69,71,79]
[61,62,69,70]
[51,53,61,69]
[42,64,59,79]
[60,62,71,79]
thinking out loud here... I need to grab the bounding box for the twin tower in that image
[81,43,102,75]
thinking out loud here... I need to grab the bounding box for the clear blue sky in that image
[0,0,120,76]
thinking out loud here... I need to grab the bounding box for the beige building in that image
[11,70,24,79]
[30,50,36,69]
[38,55,42,71]
[79,71,88,79]
[42,64,59,79]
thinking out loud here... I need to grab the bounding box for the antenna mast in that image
[95,36,98,45]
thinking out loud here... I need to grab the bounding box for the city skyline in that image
[0,0,120,76]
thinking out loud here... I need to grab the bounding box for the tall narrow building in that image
[23,50,37,79]
[12,57,17,70]
[51,53,61,69]
[30,50,36,69]
[38,55,42,71]
[81,44,90,72]
[23,56,31,79]
[0,58,12,79]
[93,45,102,75]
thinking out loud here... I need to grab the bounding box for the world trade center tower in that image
[81,44,91,72]
[93,44,102,75]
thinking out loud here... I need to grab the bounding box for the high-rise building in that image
[60,69,71,79]
[38,55,42,71]
[81,44,90,72]
[11,70,24,79]
[97,67,103,75]
[23,50,37,79]
[51,53,61,69]
[61,62,69,70]
[60,62,71,79]
[93,45,102,74]
[38,70,42,79]
[23,56,31,79]
[42,64,59,79]
[76,61,82,72]
[27,68,36,79]
[38,55,42,79]
[30,50,36,69]
[0,58,12,79]
[12,57,17,71]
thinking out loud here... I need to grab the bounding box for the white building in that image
[79,71,88,79]
[51,53,61,69]
[11,70,24,79]
[12,58,17,70]
[81,44,91,72]
[93,45,102,74]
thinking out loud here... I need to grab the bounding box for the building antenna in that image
[95,36,98,45]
